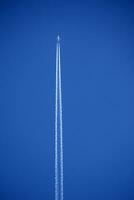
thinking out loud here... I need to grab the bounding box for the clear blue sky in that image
[0,0,134,199]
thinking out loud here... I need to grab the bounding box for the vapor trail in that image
[58,41,64,200]
[55,36,64,200]
[55,40,58,200]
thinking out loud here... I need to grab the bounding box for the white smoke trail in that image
[58,42,64,200]
[55,42,58,200]
[55,38,64,200]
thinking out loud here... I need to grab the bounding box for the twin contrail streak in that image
[55,36,64,200]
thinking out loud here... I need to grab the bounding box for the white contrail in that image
[55,40,59,200]
[58,40,64,200]
[55,36,64,200]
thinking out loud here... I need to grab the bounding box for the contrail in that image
[58,37,64,200]
[55,37,58,200]
[55,36,64,200]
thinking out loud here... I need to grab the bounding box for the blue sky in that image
[0,0,134,199]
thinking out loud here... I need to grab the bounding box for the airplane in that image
[57,35,60,42]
